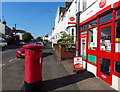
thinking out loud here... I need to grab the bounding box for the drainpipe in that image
[76,11,81,56]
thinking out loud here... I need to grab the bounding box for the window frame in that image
[99,12,113,24]
[113,61,120,77]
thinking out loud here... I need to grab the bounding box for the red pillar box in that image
[23,44,44,91]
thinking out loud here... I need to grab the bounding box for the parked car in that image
[16,41,26,47]
[36,41,44,46]
[16,43,30,58]
[0,40,7,47]
[30,41,44,46]
[16,41,25,45]
[16,48,25,58]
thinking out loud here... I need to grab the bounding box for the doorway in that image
[97,23,113,85]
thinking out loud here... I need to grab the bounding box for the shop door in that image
[97,23,113,85]
[81,31,87,60]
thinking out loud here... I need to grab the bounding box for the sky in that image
[2,2,65,38]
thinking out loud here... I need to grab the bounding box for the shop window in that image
[116,8,120,18]
[88,20,97,28]
[100,58,110,76]
[100,26,111,52]
[100,13,112,24]
[88,27,97,50]
[115,20,120,52]
[115,61,120,73]
[116,20,120,41]
[82,24,87,30]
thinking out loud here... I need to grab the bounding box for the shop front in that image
[79,0,120,90]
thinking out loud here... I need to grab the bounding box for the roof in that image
[16,30,26,33]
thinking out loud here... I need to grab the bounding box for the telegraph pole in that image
[15,24,16,42]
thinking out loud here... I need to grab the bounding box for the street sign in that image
[73,56,83,70]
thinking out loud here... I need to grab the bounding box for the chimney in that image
[2,20,6,25]
[65,2,72,9]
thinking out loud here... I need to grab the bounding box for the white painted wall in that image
[112,75,120,91]
[52,0,79,44]
[0,22,5,34]
[87,63,97,76]
[16,32,24,40]
[83,60,86,69]
[0,22,5,40]
[83,60,97,76]
[42,35,52,42]
[86,0,97,8]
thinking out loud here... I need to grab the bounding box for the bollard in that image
[23,44,44,91]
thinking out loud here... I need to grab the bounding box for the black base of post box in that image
[25,80,42,92]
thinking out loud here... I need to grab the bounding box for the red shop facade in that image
[79,0,120,90]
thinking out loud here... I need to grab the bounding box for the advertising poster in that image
[73,57,83,70]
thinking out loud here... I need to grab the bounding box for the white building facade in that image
[52,1,79,45]
[52,0,120,91]
[0,22,5,40]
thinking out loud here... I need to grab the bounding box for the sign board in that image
[68,15,76,25]
[80,0,119,23]
[73,56,83,70]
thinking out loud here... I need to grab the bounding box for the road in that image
[1,44,115,91]
[2,44,79,91]
[2,46,24,91]
[41,44,79,91]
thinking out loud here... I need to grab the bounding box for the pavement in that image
[21,43,118,91]
[49,44,117,91]
[61,60,117,91]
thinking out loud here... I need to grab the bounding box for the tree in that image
[57,32,74,49]
[22,32,34,42]
[35,37,43,41]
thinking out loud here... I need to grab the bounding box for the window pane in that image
[115,20,120,52]
[82,25,87,30]
[100,26,111,52]
[100,58,110,76]
[72,29,74,35]
[88,20,97,28]
[100,13,112,24]
[116,8,120,18]
[115,61,120,73]
[116,20,120,41]
[88,27,97,50]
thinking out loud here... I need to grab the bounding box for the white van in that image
[0,40,7,47]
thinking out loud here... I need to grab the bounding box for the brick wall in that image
[53,44,75,61]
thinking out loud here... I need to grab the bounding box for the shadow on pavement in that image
[41,70,95,91]
[42,52,53,57]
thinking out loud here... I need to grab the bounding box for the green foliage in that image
[35,37,43,41]
[57,32,74,48]
[22,32,34,42]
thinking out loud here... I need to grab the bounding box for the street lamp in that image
[14,24,16,42]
